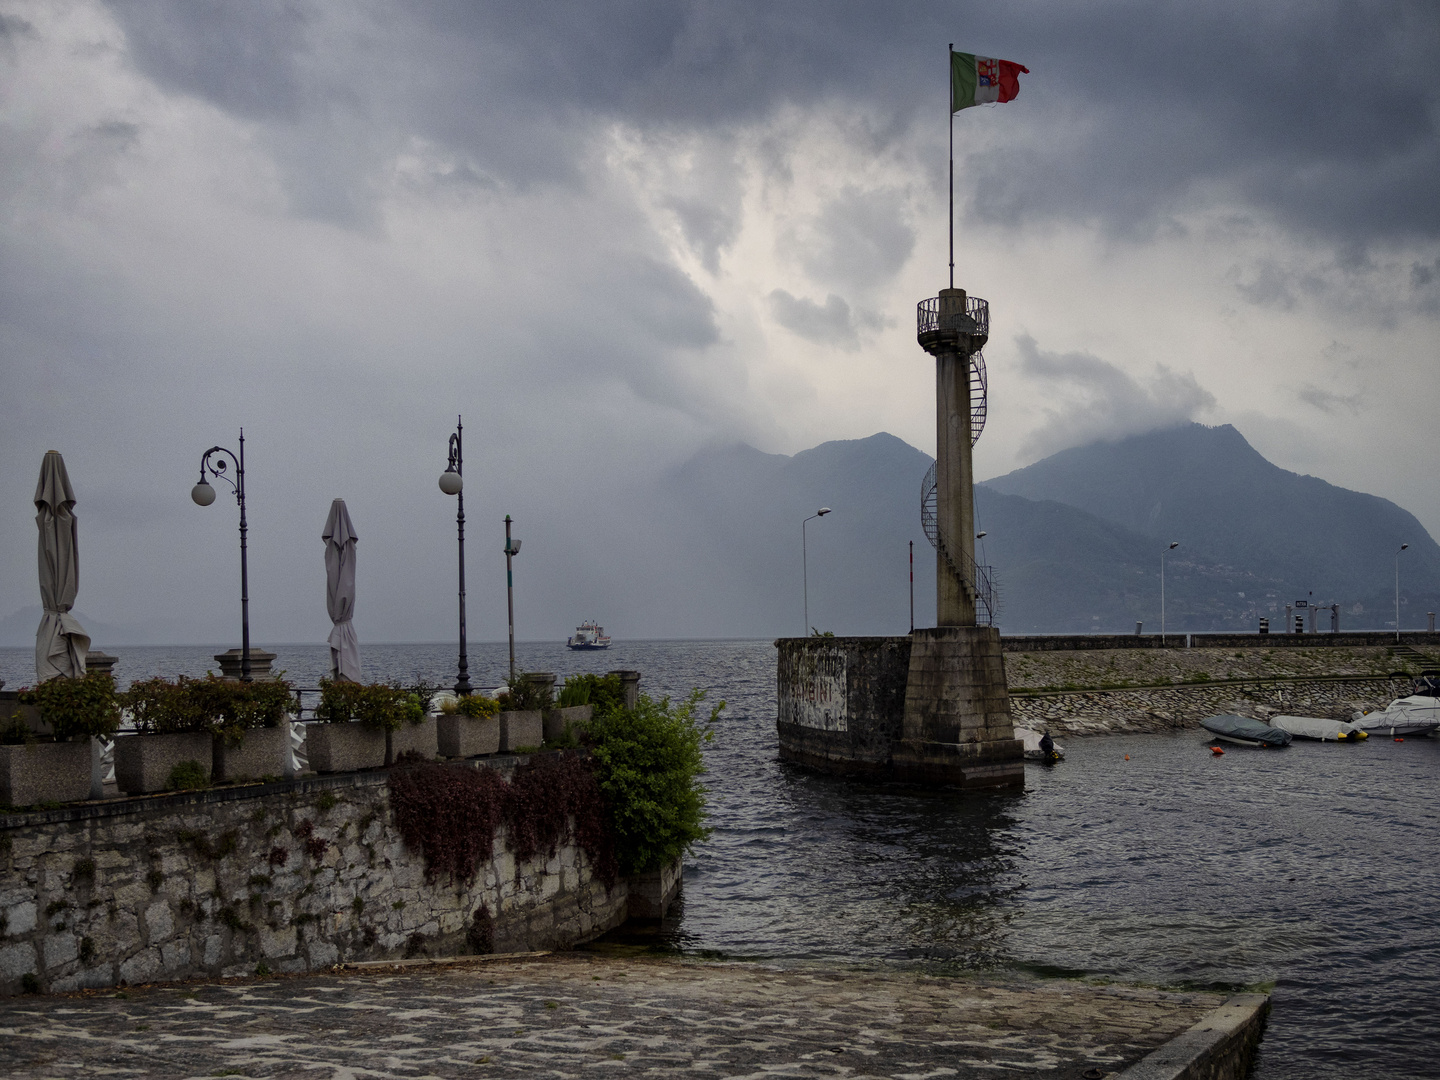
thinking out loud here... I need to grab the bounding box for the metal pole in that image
[1160,552,1165,645]
[505,514,517,680]
[1396,545,1407,642]
[452,418,472,696]
[803,516,810,635]
[238,429,250,682]
[948,43,954,290]
[909,540,914,633]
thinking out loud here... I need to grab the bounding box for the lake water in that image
[3,639,1436,1079]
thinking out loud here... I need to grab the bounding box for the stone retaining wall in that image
[1013,676,1412,738]
[0,758,648,996]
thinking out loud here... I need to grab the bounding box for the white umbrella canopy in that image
[35,450,91,681]
[323,498,361,682]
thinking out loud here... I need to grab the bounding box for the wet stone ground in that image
[0,952,1222,1079]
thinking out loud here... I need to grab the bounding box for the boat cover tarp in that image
[1200,713,1292,746]
[1270,715,1365,741]
[1353,696,1440,735]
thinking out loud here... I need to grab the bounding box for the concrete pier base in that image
[775,631,1023,788]
[892,626,1023,788]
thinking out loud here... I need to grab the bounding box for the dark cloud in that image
[769,290,861,349]
[1015,334,1217,457]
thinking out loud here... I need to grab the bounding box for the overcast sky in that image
[2,0,1437,648]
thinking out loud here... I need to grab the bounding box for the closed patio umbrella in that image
[323,498,361,681]
[35,450,90,681]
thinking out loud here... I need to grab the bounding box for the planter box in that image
[0,740,92,806]
[543,704,592,743]
[390,717,438,763]
[212,725,289,783]
[305,722,387,774]
[437,714,500,758]
[500,710,543,752]
[114,732,213,795]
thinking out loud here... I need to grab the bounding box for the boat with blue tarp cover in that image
[1201,713,1292,747]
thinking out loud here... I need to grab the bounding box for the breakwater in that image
[0,755,675,996]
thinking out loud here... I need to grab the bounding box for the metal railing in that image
[917,294,989,338]
[920,462,999,626]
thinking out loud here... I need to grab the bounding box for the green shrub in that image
[168,760,208,791]
[559,673,624,717]
[123,677,210,735]
[123,675,296,744]
[18,671,122,742]
[502,672,553,712]
[585,690,718,875]
[440,694,501,719]
[318,680,422,732]
[407,681,440,715]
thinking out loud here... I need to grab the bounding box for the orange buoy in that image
[1211,746,1224,755]
[1395,737,1405,742]
[1124,754,1130,760]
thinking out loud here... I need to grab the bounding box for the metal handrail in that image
[917,294,989,337]
[920,462,1000,626]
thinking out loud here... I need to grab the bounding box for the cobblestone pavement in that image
[0,951,1225,1079]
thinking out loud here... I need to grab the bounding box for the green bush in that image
[502,672,553,712]
[123,675,296,744]
[18,672,122,742]
[167,760,208,791]
[585,690,718,875]
[441,694,500,719]
[319,680,423,733]
[559,673,624,716]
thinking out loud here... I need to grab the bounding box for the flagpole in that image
[948,43,954,289]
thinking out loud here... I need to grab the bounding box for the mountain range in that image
[656,423,1439,635]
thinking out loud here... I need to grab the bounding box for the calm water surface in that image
[2,639,1436,1078]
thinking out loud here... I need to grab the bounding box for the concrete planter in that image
[437,713,500,758]
[212,725,289,783]
[500,710,543,752]
[543,704,592,743]
[305,722,386,774]
[114,732,213,795]
[389,717,438,763]
[0,740,92,806]
[0,692,44,738]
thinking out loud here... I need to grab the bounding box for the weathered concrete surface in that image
[0,952,1262,1079]
[1116,993,1270,1080]
[776,636,912,775]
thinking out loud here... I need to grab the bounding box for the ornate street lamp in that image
[191,430,252,681]
[439,416,472,696]
[1396,542,1409,643]
[504,515,522,681]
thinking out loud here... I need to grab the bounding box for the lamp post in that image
[503,516,521,680]
[802,507,831,635]
[191,430,251,682]
[1396,542,1409,643]
[1160,541,1179,644]
[438,417,472,696]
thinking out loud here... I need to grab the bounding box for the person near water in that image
[1039,731,1055,757]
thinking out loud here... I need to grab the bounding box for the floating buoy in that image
[1211,746,1224,755]
[1395,737,1405,742]
[1124,754,1130,760]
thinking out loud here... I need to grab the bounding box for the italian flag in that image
[951,50,1029,111]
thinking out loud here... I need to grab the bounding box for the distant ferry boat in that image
[567,621,612,650]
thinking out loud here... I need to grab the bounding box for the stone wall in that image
[0,759,643,996]
[1013,675,1413,738]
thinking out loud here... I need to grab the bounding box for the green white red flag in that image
[951,50,1029,111]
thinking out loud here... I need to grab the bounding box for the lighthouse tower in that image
[889,284,1022,787]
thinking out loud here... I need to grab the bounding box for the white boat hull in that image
[1353,696,1440,737]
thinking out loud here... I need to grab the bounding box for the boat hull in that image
[1200,713,1292,747]
[566,642,611,650]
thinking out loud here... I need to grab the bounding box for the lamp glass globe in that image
[191,481,216,506]
[438,471,463,495]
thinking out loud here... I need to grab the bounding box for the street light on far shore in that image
[1161,541,1179,644]
[1396,543,1409,643]
[803,507,831,635]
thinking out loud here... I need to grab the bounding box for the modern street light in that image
[504,515,522,680]
[802,507,831,634]
[191,429,252,681]
[438,416,472,696]
[1396,542,1409,643]
[1160,541,1179,644]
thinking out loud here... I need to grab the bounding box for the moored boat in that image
[1200,713,1292,747]
[1269,715,1368,742]
[566,621,612,650]
[1016,727,1064,761]
[1351,695,1440,737]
